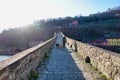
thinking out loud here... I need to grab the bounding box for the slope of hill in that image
[0,6,120,53]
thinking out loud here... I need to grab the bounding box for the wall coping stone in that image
[62,32,120,59]
[0,34,56,71]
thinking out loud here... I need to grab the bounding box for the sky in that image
[0,0,120,32]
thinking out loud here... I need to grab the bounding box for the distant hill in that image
[0,25,55,48]
[0,6,120,49]
[36,6,120,28]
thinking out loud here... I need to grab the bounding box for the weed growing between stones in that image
[98,72,109,80]
[36,46,52,79]
[76,52,81,57]
[29,58,32,63]
[76,52,86,64]
[44,46,52,58]
[75,52,108,80]
[91,65,108,80]
[37,61,42,68]
[37,46,52,68]
[28,69,38,80]
[101,74,108,80]
[44,50,49,58]
[91,65,98,71]
[99,71,102,74]
[76,52,85,60]
[44,52,48,58]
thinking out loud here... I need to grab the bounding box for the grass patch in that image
[99,71,102,74]
[76,52,85,57]
[75,52,85,61]
[75,52,109,80]
[37,47,52,68]
[76,53,81,57]
[37,61,42,68]
[28,69,38,80]
[44,52,49,58]
[90,65,108,80]
[91,66,108,80]
[101,74,108,80]
[37,46,52,68]
[98,71,108,80]
[44,46,52,58]
[91,65,98,71]
[28,46,53,80]
[29,58,32,63]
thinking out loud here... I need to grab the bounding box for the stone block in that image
[0,35,55,80]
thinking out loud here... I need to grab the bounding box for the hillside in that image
[0,6,120,53]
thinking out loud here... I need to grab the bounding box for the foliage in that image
[28,69,38,80]
[0,6,120,48]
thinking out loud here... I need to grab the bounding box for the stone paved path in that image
[37,33,105,80]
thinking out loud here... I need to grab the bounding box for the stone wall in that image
[63,33,120,80]
[0,34,55,80]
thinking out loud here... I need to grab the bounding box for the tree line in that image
[0,6,120,49]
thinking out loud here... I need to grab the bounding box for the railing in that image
[62,32,120,80]
[0,33,56,80]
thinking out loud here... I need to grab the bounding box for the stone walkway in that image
[37,33,105,80]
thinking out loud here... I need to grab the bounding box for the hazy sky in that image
[0,0,120,32]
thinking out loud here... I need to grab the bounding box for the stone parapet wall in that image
[63,33,120,80]
[0,34,55,80]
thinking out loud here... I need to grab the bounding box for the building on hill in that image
[89,38,107,46]
[72,20,78,25]
[106,38,120,46]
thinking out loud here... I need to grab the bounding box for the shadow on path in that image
[37,33,85,80]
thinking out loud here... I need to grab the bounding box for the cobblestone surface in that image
[37,33,105,80]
